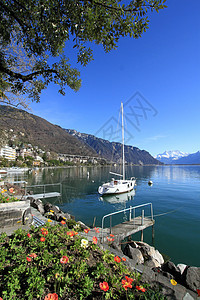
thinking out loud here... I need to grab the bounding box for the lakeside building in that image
[0,145,16,161]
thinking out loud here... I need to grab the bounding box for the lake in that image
[9,165,200,267]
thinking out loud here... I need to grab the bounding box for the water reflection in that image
[99,189,135,204]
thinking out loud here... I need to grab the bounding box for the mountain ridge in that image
[0,105,97,157]
[65,129,162,165]
[155,150,200,164]
[155,150,189,164]
[0,105,162,165]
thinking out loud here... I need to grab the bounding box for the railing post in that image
[60,183,62,195]
[101,216,105,242]
[129,206,132,221]
[151,203,154,221]
[141,210,144,225]
[110,216,112,234]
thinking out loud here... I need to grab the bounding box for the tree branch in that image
[0,64,59,82]
[0,0,27,31]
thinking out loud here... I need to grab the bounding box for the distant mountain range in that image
[155,150,200,164]
[0,105,162,165]
[155,150,189,164]
[65,129,162,165]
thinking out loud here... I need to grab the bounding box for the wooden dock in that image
[110,216,154,243]
[22,192,61,200]
[101,203,155,244]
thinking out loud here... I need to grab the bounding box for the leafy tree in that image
[0,0,166,105]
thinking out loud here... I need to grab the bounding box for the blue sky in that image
[31,0,200,157]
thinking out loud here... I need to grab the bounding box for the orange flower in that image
[92,236,98,244]
[9,188,14,193]
[136,285,146,292]
[41,227,47,232]
[26,256,31,262]
[114,256,121,263]
[0,297,3,300]
[41,230,48,235]
[125,276,134,284]
[110,234,114,237]
[94,227,100,233]
[106,236,114,242]
[44,293,58,300]
[27,233,31,238]
[67,231,75,237]
[197,289,200,297]
[40,237,45,242]
[99,281,109,292]
[122,257,126,261]
[122,279,132,290]
[60,256,69,264]
[61,220,66,225]
[84,228,90,233]
[29,253,37,258]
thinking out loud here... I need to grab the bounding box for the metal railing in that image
[101,203,153,240]
[24,183,62,197]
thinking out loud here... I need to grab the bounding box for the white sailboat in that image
[98,102,136,196]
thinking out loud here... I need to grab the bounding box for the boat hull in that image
[98,179,136,196]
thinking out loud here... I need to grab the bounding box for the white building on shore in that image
[0,145,16,161]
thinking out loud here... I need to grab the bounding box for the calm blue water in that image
[13,165,200,266]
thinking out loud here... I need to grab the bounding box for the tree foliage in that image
[0,0,167,105]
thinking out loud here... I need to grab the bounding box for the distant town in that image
[0,142,106,168]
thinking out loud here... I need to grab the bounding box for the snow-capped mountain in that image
[155,150,189,164]
[175,151,200,164]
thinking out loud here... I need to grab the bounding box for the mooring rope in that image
[146,204,186,218]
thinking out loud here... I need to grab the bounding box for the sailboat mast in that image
[121,102,125,180]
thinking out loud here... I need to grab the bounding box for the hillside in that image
[0,105,97,156]
[65,129,162,165]
[0,105,162,165]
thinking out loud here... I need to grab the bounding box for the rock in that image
[127,241,138,248]
[44,202,60,214]
[145,258,161,268]
[57,212,72,222]
[183,266,200,292]
[161,261,182,283]
[136,241,164,267]
[123,244,144,264]
[183,293,195,300]
[30,198,45,215]
[177,264,187,275]
[111,242,123,254]
[77,220,88,229]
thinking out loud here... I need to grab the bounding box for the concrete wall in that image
[0,200,30,227]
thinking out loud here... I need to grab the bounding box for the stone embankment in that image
[29,199,199,300]
[0,193,199,300]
